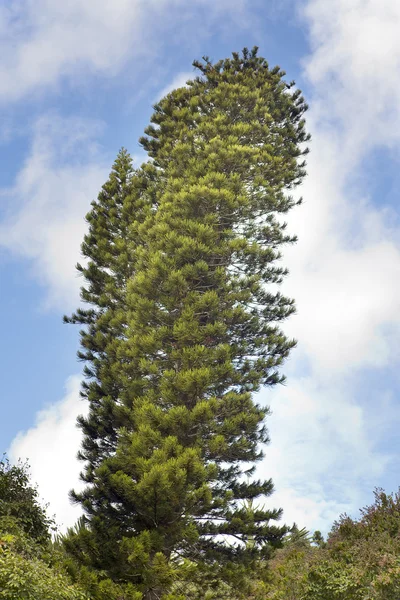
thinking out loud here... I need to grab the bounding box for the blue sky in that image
[2,0,400,535]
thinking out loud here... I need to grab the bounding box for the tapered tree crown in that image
[64,48,309,599]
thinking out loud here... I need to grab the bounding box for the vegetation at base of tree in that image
[3,459,400,600]
[265,488,400,599]
[64,47,310,598]
[0,457,88,599]
[3,455,400,599]
[0,455,54,544]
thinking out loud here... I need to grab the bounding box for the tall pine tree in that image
[65,48,309,599]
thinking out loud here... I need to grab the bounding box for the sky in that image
[1,0,400,536]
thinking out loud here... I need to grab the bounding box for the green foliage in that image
[64,150,156,477]
[66,47,309,597]
[0,455,53,545]
[0,523,88,600]
[0,459,88,599]
[264,488,400,600]
[265,524,316,600]
[171,556,272,600]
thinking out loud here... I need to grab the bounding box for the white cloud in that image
[258,0,400,534]
[155,71,194,102]
[292,0,400,379]
[260,375,391,534]
[0,0,153,102]
[8,376,86,532]
[283,150,400,377]
[0,0,260,104]
[303,0,400,152]
[0,114,109,311]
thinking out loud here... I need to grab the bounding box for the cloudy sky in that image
[1,0,400,535]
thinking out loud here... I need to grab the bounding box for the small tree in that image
[0,456,88,599]
[0,456,52,545]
